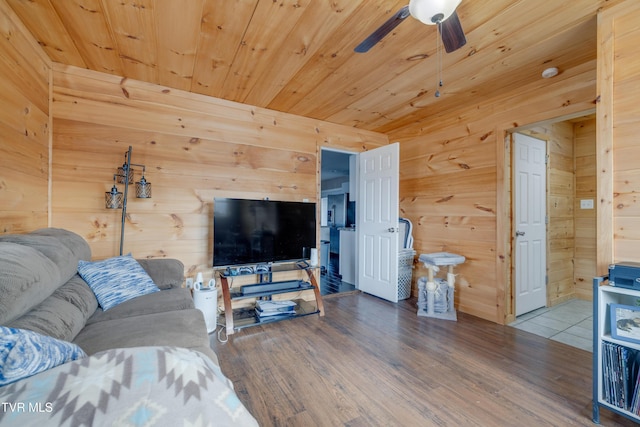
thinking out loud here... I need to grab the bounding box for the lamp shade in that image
[135,176,152,198]
[117,165,134,184]
[105,185,123,209]
[409,0,462,24]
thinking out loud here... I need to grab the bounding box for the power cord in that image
[216,322,228,343]
[204,270,229,344]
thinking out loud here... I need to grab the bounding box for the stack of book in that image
[255,300,296,319]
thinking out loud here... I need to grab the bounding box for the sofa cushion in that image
[73,309,210,355]
[29,228,91,262]
[0,243,62,324]
[0,326,86,386]
[7,275,99,342]
[137,258,185,290]
[0,229,89,285]
[86,287,194,325]
[78,254,160,311]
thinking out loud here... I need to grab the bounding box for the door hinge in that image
[545,215,549,225]
[545,154,549,165]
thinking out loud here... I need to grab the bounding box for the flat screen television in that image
[213,198,316,267]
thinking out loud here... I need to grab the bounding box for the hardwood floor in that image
[211,293,636,426]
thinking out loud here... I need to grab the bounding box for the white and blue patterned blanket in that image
[0,346,258,426]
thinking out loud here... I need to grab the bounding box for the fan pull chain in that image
[435,20,443,98]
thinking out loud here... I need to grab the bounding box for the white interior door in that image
[357,143,400,302]
[514,133,547,316]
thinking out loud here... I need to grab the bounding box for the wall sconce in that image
[105,146,152,255]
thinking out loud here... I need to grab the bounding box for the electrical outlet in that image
[580,199,594,209]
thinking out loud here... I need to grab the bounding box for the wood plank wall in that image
[50,64,388,279]
[392,60,598,324]
[597,2,640,272]
[0,0,51,233]
[573,118,596,298]
[547,122,576,306]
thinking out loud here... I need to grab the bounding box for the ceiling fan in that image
[354,0,466,54]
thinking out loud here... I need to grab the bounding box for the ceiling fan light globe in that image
[409,0,462,25]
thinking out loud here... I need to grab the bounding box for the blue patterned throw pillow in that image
[0,326,86,386]
[78,254,160,311]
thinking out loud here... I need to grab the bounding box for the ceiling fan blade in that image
[439,11,466,53]
[354,5,411,53]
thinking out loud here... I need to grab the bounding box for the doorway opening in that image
[319,143,401,301]
[505,110,597,328]
[320,148,357,296]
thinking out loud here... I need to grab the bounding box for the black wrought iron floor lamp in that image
[104,146,152,256]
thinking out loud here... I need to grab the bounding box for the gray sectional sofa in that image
[0,228,257,426]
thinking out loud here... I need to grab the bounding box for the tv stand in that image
[219,262,324,335]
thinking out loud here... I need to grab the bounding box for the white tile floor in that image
[509,299,593,352]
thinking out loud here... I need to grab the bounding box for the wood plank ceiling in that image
[7,0,612,134]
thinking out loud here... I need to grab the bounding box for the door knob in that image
[515,231,525,236]
[388,227,398,233]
